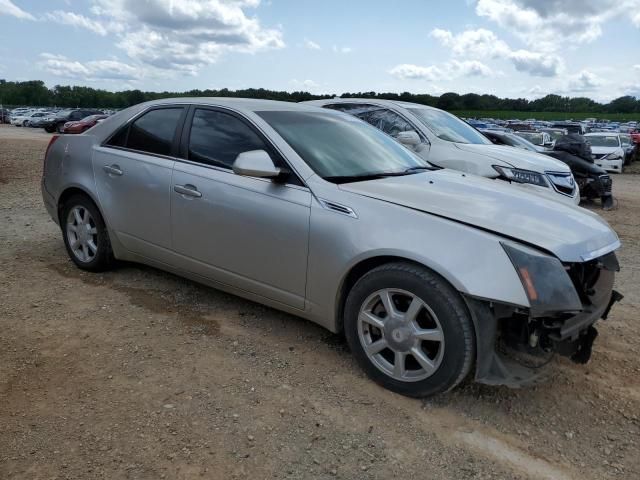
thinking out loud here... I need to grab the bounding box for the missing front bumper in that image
[463,290,623,388]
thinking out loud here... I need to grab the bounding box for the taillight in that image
[44,135,60,172]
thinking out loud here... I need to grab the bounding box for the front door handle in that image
[103,164,123,176]
[174,184,202,198]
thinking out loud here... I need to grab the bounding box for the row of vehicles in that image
[42,97,623,398]
[3,107,110,133]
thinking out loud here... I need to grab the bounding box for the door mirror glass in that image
[396,130,421,147]
[233,150,281,178]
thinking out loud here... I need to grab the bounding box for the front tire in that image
[344,262,475,397]
[61,195,115,272]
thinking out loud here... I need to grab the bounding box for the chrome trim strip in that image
[580,239,622,262]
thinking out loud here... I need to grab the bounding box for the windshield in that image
[516,132,544,145]
[257,111,430,181]
[506,134,538,151]
[408,108,492,145]
[587,135,620,147]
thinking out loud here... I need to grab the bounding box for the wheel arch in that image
[333,253,468,335]
[56,186,105,226]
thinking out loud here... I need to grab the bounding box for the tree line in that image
[1,79,639,116]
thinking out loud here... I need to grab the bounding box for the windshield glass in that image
[257,111,429,181]
[516,132,543,145]
[408,108,491,144]
[506,134,538,151]
[587,135,620,147]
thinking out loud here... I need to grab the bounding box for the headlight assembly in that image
[602,152,622,161]
[501,242,582,315]
[493,165,548,187]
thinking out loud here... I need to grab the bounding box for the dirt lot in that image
[1,124,639,480]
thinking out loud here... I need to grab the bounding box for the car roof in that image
[304,98,438,111]
[140,97,324,113]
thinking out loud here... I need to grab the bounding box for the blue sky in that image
[1,0,639,101]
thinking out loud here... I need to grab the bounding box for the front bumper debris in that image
[464,252,623,388]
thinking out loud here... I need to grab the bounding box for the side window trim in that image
[178,104,305,187]
[102,105,188,159]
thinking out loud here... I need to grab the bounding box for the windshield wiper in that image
[325,166,436,184]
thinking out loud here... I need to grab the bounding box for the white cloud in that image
[567,70,603,92]
[332,45,353,54]
[39,53,138,81]
[389,64,444,81]
[431,28,563,77]
[389,60,493,81]
[304,38,321,50]
[44,11,123,36]
[290,78,320,91]
[476,0,640,51]
[43,0,284,75]
[0,0,34,20]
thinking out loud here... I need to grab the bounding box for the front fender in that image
[304,192,529,332]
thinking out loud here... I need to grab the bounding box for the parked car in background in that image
[23,111,54,127]
[546,135,614,209]
[10,110,36,126]
[514,130,553,147]
[584,133,625,173]
[305,99,579,205]
[539,127,568,144]
[619,134,635,165]
[63,114,109,134]
[44,109,104,133]
[42,98,622,397]
[27,112,57,128]
[481,130,546,153]
[0,108,11,124]
[551,122,586,135]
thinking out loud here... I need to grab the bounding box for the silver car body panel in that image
[42,98,620,333]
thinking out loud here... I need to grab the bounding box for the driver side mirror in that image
[233,150,281,179]
[396,130,421,147]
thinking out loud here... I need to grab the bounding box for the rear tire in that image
[61,194,115,272]
[344,262,475,397]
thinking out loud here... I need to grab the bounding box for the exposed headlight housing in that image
[501,242,582,315]
[602,151,623,161]
[493,165,548,187]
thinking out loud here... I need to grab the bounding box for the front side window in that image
[325,104,416,138]
[188,109,268,169]
[257,110,429,182]
[124,108,183,156]
[409,108,491,145]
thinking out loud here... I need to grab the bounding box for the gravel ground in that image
[1,124,639,480]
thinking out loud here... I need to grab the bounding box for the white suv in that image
[306,99,579,205]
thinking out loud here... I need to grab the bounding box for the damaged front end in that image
[465,243,623,387]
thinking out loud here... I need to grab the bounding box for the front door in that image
[170,107,311,309]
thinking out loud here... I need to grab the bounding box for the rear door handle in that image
[103,164,123,176]
[174,184,202,198]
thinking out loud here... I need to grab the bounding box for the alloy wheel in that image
[66,206,98,263]
[357,288,445,382]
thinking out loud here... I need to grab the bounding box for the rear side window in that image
[187,109,268,169]
[112,108,183,156]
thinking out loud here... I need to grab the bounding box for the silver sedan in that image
[42,98,622,397]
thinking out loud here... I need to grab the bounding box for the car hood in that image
[590,146,621,154]
[339,169,619,262]
[454,143,571,173]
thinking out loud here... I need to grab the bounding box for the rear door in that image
[93,106,187,257]
[170,106,311,309]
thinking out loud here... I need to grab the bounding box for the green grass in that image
[450,110,640,122]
